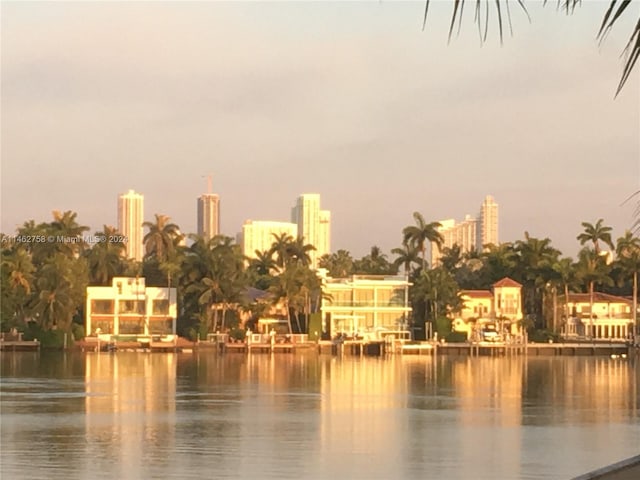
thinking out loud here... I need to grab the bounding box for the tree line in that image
[1,211,639,344]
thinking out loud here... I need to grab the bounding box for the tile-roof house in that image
[452,277,523,339]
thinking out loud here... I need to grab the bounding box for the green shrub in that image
[229,327,246,342]
[38,329,67,349]
[528,329,560,343]
[22,322,43,341]
[186,327,198,342]
[435,317,453,336]
[445,331,468,343]
[71,324,85,341]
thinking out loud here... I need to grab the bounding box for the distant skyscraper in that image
[478,195,499,250]
[197,193,220,240]
[431,215,478,266]
[291,194,330,268]
[117,190,144,262]
[241,220,298,261]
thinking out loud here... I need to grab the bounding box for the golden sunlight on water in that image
[0,352,638,480]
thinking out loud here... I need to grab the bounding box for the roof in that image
[460,290,493,299]
[492,277,522,288]
[245,287,272,302]
[561,292,632,305]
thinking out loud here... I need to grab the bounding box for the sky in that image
[1,1,639,259]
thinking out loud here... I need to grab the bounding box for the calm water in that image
[1,352,638,480]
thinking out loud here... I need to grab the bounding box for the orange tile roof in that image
[492,277,522,288]
[460,290,493,298]
[562,292,632,304]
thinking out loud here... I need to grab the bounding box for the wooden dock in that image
[0,340,40,352]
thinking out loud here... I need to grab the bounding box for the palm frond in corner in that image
[423,0,639,95]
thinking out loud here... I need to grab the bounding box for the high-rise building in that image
[431,215,478,266]
[197,193,220,240]
[117,189,144,262]
[478,195,499,250]
[291,194,330,268]
[240,220,298,261]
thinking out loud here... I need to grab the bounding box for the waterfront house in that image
[320,274,412,339]
[86,277,177,338]
[559,292,634,341]
[451,277,524,340]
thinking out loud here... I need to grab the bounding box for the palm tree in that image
[411,267,461,337]
[576,247,614,338]
[616,230,640,336]
[319,250,354,278]
[143,214,182,261]
[551,257,577,332]
[391,243,421,277]
[84,225,127,285]
[50,210,90,258]
[269,232,295,269]
[515,232,561,324]
[288,237,316,267]
[354,246,395,275]
[402,212,443,270]
[1,246,35,325]
[577,219,615,255]
[143,214,183,326]
[482,242,518,285]
[184,235,247,333]
[33,253,88,332]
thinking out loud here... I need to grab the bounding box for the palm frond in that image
[423,0,639,95]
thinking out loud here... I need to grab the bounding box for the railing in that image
[326,301,407,307]
[0,332,24,342]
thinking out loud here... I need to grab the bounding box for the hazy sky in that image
[2,1,639,259]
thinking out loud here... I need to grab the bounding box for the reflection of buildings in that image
[560,293,634,340]
[84,354,176,474]
[117,189,144,262]
[318,357,407,478]
[449,357,523,478]
[452,277,523,339]
[86,277,177,337]
[321,274,412,336]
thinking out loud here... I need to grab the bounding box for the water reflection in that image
[0,352,638,480]
[84,353,177,479]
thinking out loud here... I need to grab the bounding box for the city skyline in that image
[2,2,638,259]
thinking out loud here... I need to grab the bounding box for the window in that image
[119,300,145,314]
[153,300,170,315]
[91,300,114,315]
[354,288,374,306]
[149,319,173,335]
[119,318,144,334]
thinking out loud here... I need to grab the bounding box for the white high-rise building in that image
[197,193,220,240]
[291,194,330,268]
[431,215,478,266]
[117,190,144,262]
[478,195,499,251]
[241,220,298,261]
